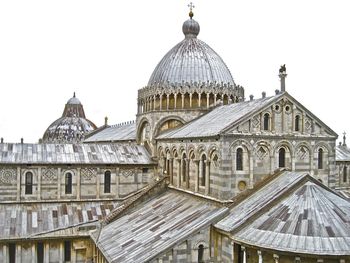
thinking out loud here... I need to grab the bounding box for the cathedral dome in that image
[42,93,97,144]
[147,17,235,86]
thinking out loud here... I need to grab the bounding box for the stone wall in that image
[0,165,154,202]
[0,238,94,263]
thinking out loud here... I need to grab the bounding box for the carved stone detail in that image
[0,168,17,184]
[42,168,57,181]
[81,168,97,181]
[120,169,136,177]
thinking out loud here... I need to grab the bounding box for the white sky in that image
[0,0,349,143]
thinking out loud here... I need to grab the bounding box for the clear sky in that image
[0,0,349,143]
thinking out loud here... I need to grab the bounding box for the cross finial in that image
[188,2,195,19]
[343,131,347,146]
[73,92,76,98]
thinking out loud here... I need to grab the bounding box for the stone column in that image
[273,254,279,263]
[16,167,21,201]
[3,245,8,263]
[198,93,201,107]
[302,112,306,134]
[207,93,210,108]
[16,244,21,263]
[181,94,185,109]
[292,153,296,171]
[57,168,61,199]
[174,94,177,109]
[214,94,217,106]
[257,250,263,263]
[205,161,210,195]
[194,160,199,192]
[249,155,254,188]
[153,95,156,111]
[37,167,42,201]
[77,168,81,200]
[96,168,100,199]
[189,93,193,108]
[242,246,246,263]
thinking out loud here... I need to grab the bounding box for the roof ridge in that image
[103,176,168,225]
[110,120,135,128]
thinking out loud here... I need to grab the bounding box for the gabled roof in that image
[157,92,337,140]
[0,201,118,240]
[84,122,136,143]
[0,143,154,165]
[95,190,228,263]
[157,94,282,139]
[336,145,350,162]
[215,171,350,256]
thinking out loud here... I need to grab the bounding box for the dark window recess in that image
[65,173,72,194]
[318,149,323,169]
[236,148,243,171]
[343,166,348,182]
[25,171,33,195]
[9,243,16,263]
[64,241,71,262]
[198,244,204,263]
[263,113,270,131]
[182,154,187,182]
[142,168,149,173]
[279,148,286,168]
[295,115,300,131]
[104,171,111,193]
[37,242,44,263]
[201,155,206,186]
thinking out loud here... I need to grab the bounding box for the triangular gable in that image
[221,92,338,138]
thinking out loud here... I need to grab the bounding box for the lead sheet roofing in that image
[0,201,118,240]
[84,122,136,143]
[0,143,153,165]
[157,94,282,139]
[95,190,228,263]
[215,171,350,255]
[336,145,350,162]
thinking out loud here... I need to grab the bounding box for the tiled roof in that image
[0,201,118,240]
[215,171,350,255]
[157,95,281,139]
[95,190,228,263]
[84,122,136,143]
[0,143,153,165]
[336,145,350,162]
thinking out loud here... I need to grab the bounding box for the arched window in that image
[201,155,206,186]
[279,148,286,168]
[236,148,243,171]
[198,244,204,263]
[104,171,111,193]
[65,172,72,194]
[263,113,270,131]
[295,115,300,132]
[318,148,323,169]
[343,166,348,183]
[25,171,33,195]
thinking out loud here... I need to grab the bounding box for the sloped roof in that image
[84,122,136,143]
[0,143,153,165]
[336,145,350,162]
[157,94,282,139]
[0,201,118,240]
[95,190,228,263]
[215,171,350,256]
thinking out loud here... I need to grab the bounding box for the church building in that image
[0,5,350,263]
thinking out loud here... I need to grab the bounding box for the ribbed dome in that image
[42,93,97,144]
[148,18,235,86]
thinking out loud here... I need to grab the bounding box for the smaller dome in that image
[42,93,97,143]
[67,92,81,105]
[182,18,200,38]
